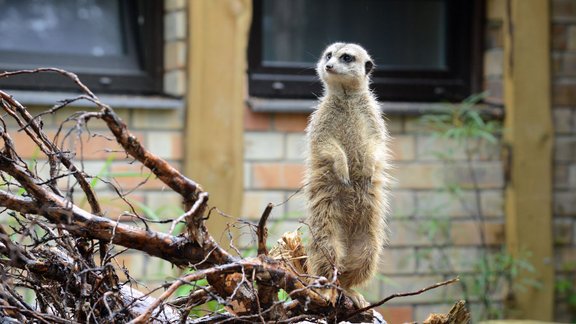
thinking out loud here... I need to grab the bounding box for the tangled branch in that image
[0,68,466,323]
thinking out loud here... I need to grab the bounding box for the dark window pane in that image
[263,0,447,69]
[0,0,125,57]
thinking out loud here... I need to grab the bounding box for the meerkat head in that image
[317,42,374,95]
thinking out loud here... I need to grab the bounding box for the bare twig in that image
[343,277,461,320]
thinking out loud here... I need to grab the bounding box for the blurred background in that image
[0,0,572,322]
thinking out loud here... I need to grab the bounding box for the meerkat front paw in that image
[332,160,351,186]
[344,289,370,308]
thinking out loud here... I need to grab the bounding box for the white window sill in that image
[247,97,503,117]
[4,90,184,110]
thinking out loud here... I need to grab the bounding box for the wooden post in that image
[503,0,554,320]
[186,0,252,243]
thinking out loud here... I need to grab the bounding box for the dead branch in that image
[0,69,464,323]
[257,203,273,256]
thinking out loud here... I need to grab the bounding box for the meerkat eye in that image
[325,52,332,60]
[340,54,355,63]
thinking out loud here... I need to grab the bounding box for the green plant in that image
[417,93,537,320]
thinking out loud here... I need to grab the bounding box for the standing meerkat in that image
[305,42,390,307]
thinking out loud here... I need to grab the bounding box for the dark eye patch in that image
[325,52,332,60]
[340,54,355,63]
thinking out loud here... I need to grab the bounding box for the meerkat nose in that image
[325,64,333,71]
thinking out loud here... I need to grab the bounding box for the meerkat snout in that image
[316,42,374,93]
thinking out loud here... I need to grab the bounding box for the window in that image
[0,0,163,94]
[248,0,483,102]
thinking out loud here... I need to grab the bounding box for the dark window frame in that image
[248,0,484,102]
[0,0,164,95]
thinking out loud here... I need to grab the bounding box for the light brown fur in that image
[305,43,390,307]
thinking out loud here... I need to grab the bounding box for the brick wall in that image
[551,0,576,321]
[240,3,509,322]
[242,106,505,322]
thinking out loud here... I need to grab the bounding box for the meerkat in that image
[305,42,390,307]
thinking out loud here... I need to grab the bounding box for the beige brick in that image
[450,220,505,246]
[404,117,433,133]
[484,49,504,78]
[77,160,113,190]
[109,163,168,191]
[390,135,415,161]
[379,248,417,275]
[73,192,144,221]
[285,190,306,220]
[146,131,181,160]
[416,247,480,274]
[165,0,185,11]
[237,226,258,250]
[480,190,505,218]
[241,191,285,220]
[358,275,381,302]
[244,132,284,160]
[416,190,476,218]
[244,162,251,189]
[164,41,186,70]
[381,275,445,304]
[164,11,186,41]
[145,192,184,219]
[389,190,416,218]
[132,109,184,130]
[267,220,301,245]
[164,69,186,96]
[443,161,504,189]
[286,133,306,161]
[416,136,467,161]
[390,162,445,189]
[389,219,449,247]
[554,108,573,134]
[418,136,502,161]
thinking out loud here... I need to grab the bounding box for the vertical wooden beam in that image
[186,0,251,242]
[503,0,554,320]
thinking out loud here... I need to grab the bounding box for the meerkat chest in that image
[314,102,379,161]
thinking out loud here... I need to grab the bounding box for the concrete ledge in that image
[247,97,504,118]
[3,90,184,110]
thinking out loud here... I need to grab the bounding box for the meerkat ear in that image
[365,60,374,75]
